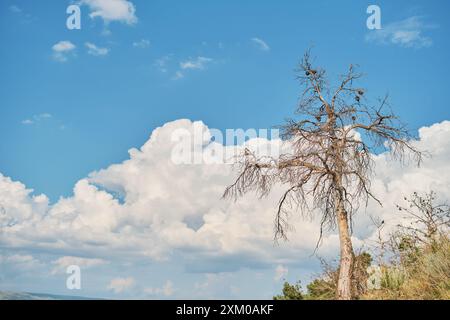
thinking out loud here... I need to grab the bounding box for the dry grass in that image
[364,235,450,300]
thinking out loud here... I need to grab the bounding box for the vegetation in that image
[273,281,304,300]
[365,236,450,299]
[274,192,450,300]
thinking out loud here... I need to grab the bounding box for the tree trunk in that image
[336,200,354,300]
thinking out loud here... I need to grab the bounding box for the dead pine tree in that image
[223,51,422,300]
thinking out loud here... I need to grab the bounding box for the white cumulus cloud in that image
[85,42,109,56]
[51,256,107,274]
[180,57,213,70]
[365,16,434,49]
[0,254,41,271]
[52,41,76,62]
[174,57,213,80]
[80,0,137,25]
[21,113,52,125]
[0,119,450,276]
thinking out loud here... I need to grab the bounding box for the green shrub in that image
[273,281,304,300]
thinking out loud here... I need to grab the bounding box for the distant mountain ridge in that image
[0,291,101,300]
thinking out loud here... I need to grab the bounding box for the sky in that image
[0,0,450,299]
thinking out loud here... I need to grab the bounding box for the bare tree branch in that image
[223,51,423,299]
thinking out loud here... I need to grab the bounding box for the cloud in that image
[52,41,76,62]
[9,4,33,23]
[0,173,49,229]
[8,5,35,24]
[251,37,270,51]
[1,120,450,278]
[172,71,184,80]
[365,16,434,48]
[133,39,150,48]
[180,57,213,70]
[51,256,107,275]
[20,113,66,130]
[52,42,75,52]
[144,280,175,297]
[0,252,47,284]
[21,119,33,125]
[80,0,137,25]
[192,273,240,299]
[38,113,52,119]
[0,254,41,271]
[173,56,213,80]
[85,42,109,56]
[154,56,213,79]
[274,265,288,281]
[154,55,172,73]
[107,277,135,293]
[21,113,52,126]
[0,120,315,267]
[9,5,22,13]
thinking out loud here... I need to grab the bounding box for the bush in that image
[364,235,450,300]
[274,192,450,300]
[273,281,303,300]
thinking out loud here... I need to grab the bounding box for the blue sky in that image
[1,0,450,299]
[1,0,449,202]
